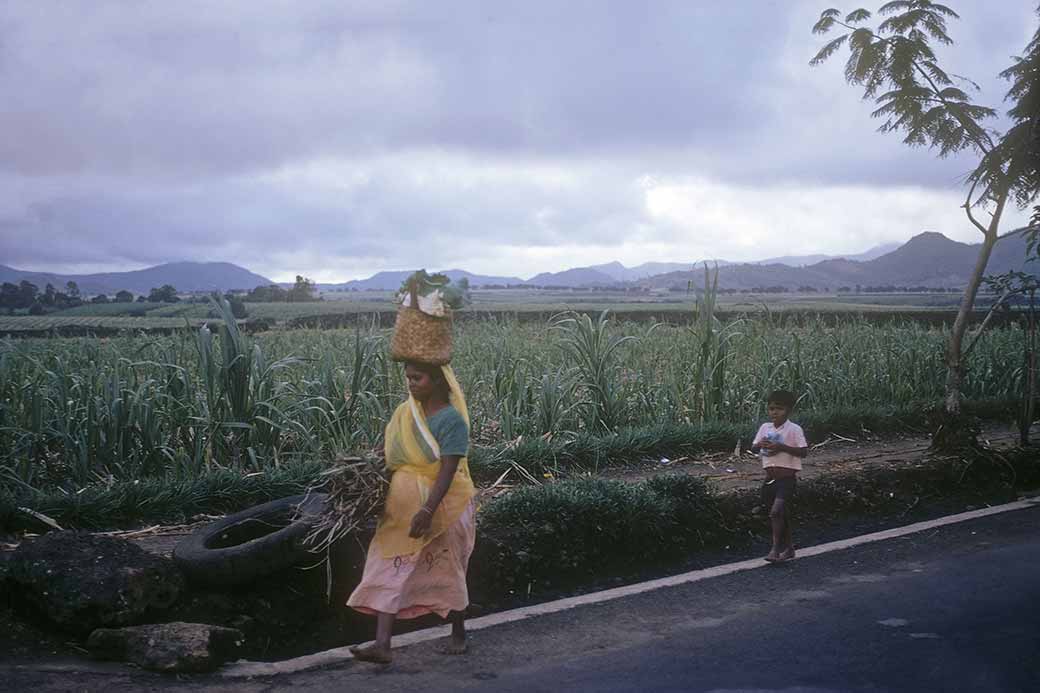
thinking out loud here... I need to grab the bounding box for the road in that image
[5,504,1039,692]
[479,511,1040,693]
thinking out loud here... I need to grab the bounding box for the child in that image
[751,390,808,563]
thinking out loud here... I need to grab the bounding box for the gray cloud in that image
[0,1,785,177]
[0,0,1034,279]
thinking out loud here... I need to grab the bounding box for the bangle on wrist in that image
[417,506,434,516]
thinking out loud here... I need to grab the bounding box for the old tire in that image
[173,494,327,587]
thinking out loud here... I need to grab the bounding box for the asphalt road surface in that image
[480,512,1040,693]
[5,503,1039,692]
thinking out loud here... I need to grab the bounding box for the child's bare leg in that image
[780,513,795,560]
[350,611,395,663]
[443,611,467,655]
[766,499,786,561]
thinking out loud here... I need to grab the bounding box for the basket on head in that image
[390,306,453,365]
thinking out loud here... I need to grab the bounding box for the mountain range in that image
[323,242,904,290]
[0,235,1032,296]
[321,269,525,291]
[0,262,275,295]
[639,231,1035,291]
[578,243,902,284]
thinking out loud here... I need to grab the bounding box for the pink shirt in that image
[753,420,807,471]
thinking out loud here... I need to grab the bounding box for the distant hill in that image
[526,266,619,287]
[324,269,525,291]
[754,242,901,267]
[640,232,1036,291]
[544,243,904,286]
[10,235,1020,298]
[588,261,694,282]
[0,262,275,295]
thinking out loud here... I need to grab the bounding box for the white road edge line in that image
[222,495,1040,678]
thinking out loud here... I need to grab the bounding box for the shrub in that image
[472,474,722,596]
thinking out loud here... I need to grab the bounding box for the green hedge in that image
[0,462,323,531]
[472,475,725,593]
[468,446,1040,601]
[0,398,1023,532]
[468,398,1020,478]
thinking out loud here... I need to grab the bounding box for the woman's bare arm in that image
[409,454,462,538]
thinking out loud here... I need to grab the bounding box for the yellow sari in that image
[373,364,476,558]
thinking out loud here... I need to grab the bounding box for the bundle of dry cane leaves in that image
[303,455,389,554]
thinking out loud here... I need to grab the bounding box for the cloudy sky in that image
[0,1,1035,282]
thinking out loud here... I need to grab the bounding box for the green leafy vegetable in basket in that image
[397,270,470,317]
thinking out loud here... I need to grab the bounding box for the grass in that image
[0,398,1022,531]
[0,288,1032,519]
[0,290,1007,336]
[53,302,175,317]
[0,461,324,530]
[469,444,1040,601]
[475,474,724,586]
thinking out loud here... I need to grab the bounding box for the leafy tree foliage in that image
[0,282,20,313]
[147,284,180,303]
[214,291,249,318]
[245,284,289,302]
[114,290,134,303]
[812,1,1040,415]
[242,277,321,303]
[17,281,38,308]
[288,275,319,302]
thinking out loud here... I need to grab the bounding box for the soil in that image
[1,424,1036,670]
[601,423,1026,491]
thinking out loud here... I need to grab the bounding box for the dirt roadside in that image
[3,500,1038,692]
[0,424,1033,676]
[602,423,1026,491]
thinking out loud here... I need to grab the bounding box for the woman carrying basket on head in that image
[348,272,476,665]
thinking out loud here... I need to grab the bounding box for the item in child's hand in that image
[761,431,783,456]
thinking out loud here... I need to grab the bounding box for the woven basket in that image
[390,306,453,365]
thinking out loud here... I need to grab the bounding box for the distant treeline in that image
[1,273,326,316]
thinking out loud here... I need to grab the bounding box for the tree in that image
[229,296,248,318]
[42,283,56,307]
[0,282,18,313]
[91,294,110,304]
[245,284,289,302]
[63,281,82,308]
[216,291,249,318]
[148,284,179,303]
[16,280,38,309]
[114,289,134,303]
[811,1,1040,421]
[287,275,318,302]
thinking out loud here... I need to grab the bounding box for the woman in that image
[348,361,476,664]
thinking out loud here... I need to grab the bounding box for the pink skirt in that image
[347,501,476,620]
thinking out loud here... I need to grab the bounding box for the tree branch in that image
[829,20,995,155]
[964,285,1015,357]
[962,176,990,236]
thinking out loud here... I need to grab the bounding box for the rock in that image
[5,531,184,634]
[87,622,243,673]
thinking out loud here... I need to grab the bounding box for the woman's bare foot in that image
[442,634,468,655]
[778,547,796,562]
[764,549,781,562]
[350,643,392,664]
[442,612,467,655]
